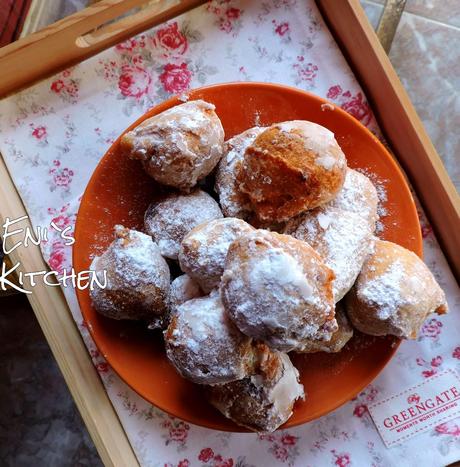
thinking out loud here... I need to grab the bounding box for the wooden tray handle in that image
[0,0,206,98]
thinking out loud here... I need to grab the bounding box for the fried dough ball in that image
[221,230,337,352]
[215,127,265,219]
[330,168,379,229]
[164,292,255,385]
[207,352,304,432]
[346,240,448,339]
[178,217,255,293]
[168,274,203,314]
[238,121,347,222]
[90,226,170,323]
[144,190,223,260]
[120,100,224,191]
[285,206,375,302]
[296,303,353,353]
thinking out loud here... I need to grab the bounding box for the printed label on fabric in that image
[368,369,460,447]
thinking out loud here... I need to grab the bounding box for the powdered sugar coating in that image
[296,303,353,353]
[120,100,224,191]
[207,352,304,432]
[144,189,223,260]
[90,226,170,322]
[164,292,254,385]
[168,274,203,314]
[285,206,375,301]
[215,127,264,218]
[329,168,379,229]
[178,217,255,293]
[221,230,336,352]
[346,239,448,338]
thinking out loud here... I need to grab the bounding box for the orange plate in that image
[73,82,422,431]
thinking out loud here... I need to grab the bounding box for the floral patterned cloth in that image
[0,1,459,466]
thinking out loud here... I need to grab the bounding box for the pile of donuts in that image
[89,99,448,432]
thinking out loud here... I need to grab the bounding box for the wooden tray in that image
[0,1,458,465]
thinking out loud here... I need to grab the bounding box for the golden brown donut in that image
[120,100,224,191]
[346,239,448,338]
[90,226,170,324]
[285,206,375,302]
[178,217,255,293]
[215,127,264,219]
[296,303,353,353]
[221,230,337,352]
[144,189,223,260]
[164,292,255,385]
[207,351,304,432]
[238,121,347,222]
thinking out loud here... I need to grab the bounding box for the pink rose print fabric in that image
[0,1,459,466]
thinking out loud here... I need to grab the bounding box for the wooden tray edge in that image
[0,157,140,467]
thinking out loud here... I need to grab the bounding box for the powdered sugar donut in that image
[90,226,170,324]
[346,239,448,338]
[215,127,264,219]
[144,190,223,260]
[285,206,375,302]
[296,303,353,353]
[238,121,347,222]
[221,230,337,352]
[207,352,304,432]
[164,292,255,385]
[178,217,255,293]
[120,100,224,191]
[330,168,379,229]
[168,274,203,314]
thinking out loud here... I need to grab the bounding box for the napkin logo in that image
[368,370,460,447]
[1,215,106,294]
[407,394,420,405]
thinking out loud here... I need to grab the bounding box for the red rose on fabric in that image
[154,22,188,55]
[281,434,297,445]
[169,421,189,442]
[274,446,289,461]
[118,65,151,98]
[353,404,368,417]
[275,22,289,36]
[212,457,233,467]
[159,63,192,94]
[436,422,460,436]
[51,79,65,93]
[49,241,66,273]
[327,85,342,100]
[453,347,460,359]
[198,448,214,463]
[226,8,241,19]
[431,355,443,367]
[421,318,443,338]
[335,453,351,467]
[96,362,109,373]
[116,38,144,52]
[177,460,189,467]
[32,126,47,140]
[341,92,371,126]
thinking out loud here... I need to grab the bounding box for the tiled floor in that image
[362,0,460,191]
[0,1,458,466]
[0,294,102,467]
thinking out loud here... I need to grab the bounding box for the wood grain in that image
[0,159,139,466]
[317,0,460,282]
[0,0,206,98]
